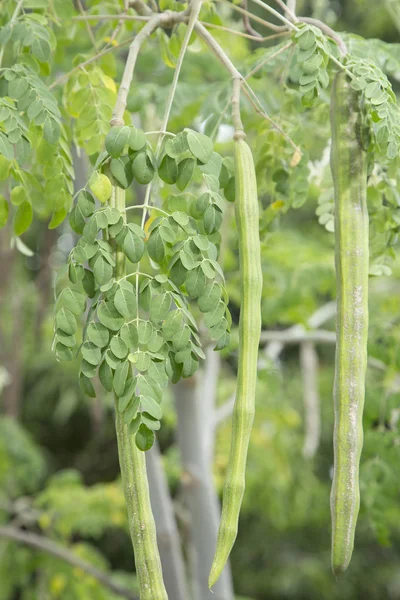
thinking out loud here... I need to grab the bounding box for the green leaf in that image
[163,309,184,340]
[0,195,9,227]
[77,190,95,217]
[138,320,154,345]
[55,329,76,348]
[98,301,124,331]
[111,156,133,189]
[124,229,145,263]
[165,133,187,158]
[114,285,137,318]
[99,360,113,392]
[59,288,86,315]
[172,211,189,227]
[186,267,206,298]
[135,424,155,451]
[114,360,129,397]
[204,300,226,328]
[87,321,109,348]
[80,359,97,378]
[93,255,113,286]
[186,130,213,164]
[149,293,171,322]
[43,117,61,144]
[105,126,131,158]
[148,231,165,263]
[177,158,196,191]
[141,414,160,431]
[89,173,112,203]
[110,335,129,359]
[55,342,73,361]
[158,154,178,184]
[14,201,33,235]
[132,152,155,185]
[128,128,147,151]
[120,322,139,349]
[169,258,188,286]
[140,396,163,420]
[182,352,199,378]
[171,324,191,352]
[79,373,96,397]
[81,341,102,366]
[55,308,77,335]
[198,282,221,312]
[32,37,51,61]
[203,205,222,234]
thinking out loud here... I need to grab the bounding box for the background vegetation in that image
[1,0,400,598]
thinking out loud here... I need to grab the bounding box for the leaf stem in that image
[126,204,170,217]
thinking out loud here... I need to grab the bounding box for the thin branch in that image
[194,22,242,79]
[219,0,287,32]
[0,0,24,68]
[297,16,347,56]
[264,301,336,362]
[71,14,150,21]
[76,0,98,49]
[0,526,138,600]
[273,0,296,21]
[245,41,293,79]
[249,0,298,30]
[159,0,203,140]
[129,0,153,16]
[242,82,300,154]
[241,0,262,38]
[300,341,321,459]
[111,14,165,125]
[49,38,132,89]
[286,0,296,14]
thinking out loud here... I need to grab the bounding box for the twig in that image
[71,14,150,21]
[0,0,24,68]
[219,0,287,32]
[241,0,262,38]
[249,0,298,30]
[287,0,296,13]
[297,16,347,56]
[0,526,138,600]
[300,341,321,459]
[245,41,293,79]
[264,301,336,362]
[129,0,153,16]
[49,38,132,89]
[273,0,296,21]
[194,22,242,79]
[111,14,165,125]
[195,22,300,155]
[76,0,98,49]
[242,82,300,154]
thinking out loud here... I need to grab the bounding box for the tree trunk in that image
[174,359,234,600]
[146,439,189,600]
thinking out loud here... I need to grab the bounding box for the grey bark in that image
[146,439,189,600]
[299,341,321,459]
[174,363,234,600]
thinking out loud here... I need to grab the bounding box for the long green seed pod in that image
[209,138,262,588]
[330,72,369,576]
[114,187,168,600]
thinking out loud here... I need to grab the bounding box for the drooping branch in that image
[111,13,165,125]
[0,526,138,600]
